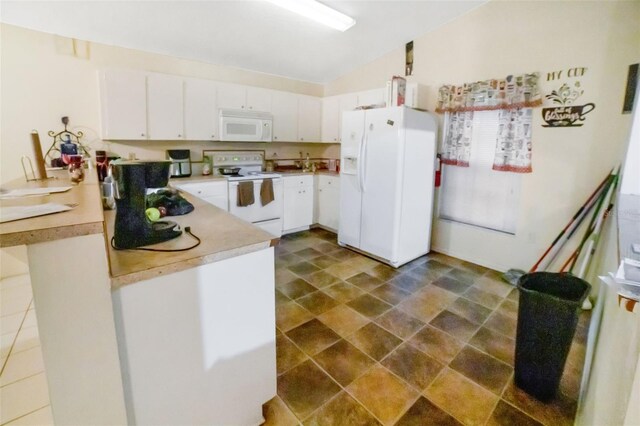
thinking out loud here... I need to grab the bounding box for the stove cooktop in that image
[225,173,281,182]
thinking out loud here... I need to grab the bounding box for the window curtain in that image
[436,72,540,173]
[442,111,473,167]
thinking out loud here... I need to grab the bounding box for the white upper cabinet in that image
[271,91,298,142]
[184,78,217,140]
[217,84,272,112]
[147,73,184,140]
[357,88,386,108]
[99,69,147,140]
[246,87,272,112]
[321,96,340,143]
[297,95,321,142]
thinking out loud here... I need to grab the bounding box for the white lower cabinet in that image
[316,175,340,231]
[173,180,229,211]
[283,175,314,232]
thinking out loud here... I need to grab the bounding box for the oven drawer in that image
[229,179,283,223]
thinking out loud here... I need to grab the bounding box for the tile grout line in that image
[0,299,33,376]
[0,404,49,426]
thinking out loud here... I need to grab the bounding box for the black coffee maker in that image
[111,160,182,249]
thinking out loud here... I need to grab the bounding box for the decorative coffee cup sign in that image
[542,67,596,127]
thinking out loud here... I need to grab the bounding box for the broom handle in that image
[530,170,612,272]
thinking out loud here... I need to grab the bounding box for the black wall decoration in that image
[622,63,639,114]
[542,67,596,128]
[405,41,414,77]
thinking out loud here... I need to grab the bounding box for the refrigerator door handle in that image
[361,134,368,192]
[358,134,365,192]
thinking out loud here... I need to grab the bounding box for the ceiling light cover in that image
[265,0,356,32]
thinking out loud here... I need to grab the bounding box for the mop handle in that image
[530,170,612,272]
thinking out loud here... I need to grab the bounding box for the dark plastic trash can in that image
[514,272,590,402]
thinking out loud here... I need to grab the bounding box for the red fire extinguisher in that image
[435,154,442,187]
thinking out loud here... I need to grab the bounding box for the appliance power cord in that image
[110,226,201,252]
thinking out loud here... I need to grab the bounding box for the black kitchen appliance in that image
[111,160,182,249]
[167,149,192,178]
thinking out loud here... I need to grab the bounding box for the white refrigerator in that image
[338,106,437,267]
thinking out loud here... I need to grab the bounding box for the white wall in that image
[325,0,640,274]
[0,23,339,184]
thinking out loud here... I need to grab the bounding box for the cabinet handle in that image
[241,105,245,109]
[334,138,337,141]
[249,106,253,109]
[178,134,182,138]
[300,138,304,141]
[274,136,278,140]
[211,135,215,138]
[141,133,145,137]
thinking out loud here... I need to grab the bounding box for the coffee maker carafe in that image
[111,160,182,249]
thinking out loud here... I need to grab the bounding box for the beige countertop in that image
[0,170,104,248]
[105,191,277,289]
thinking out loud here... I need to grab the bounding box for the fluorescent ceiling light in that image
[265,0,356,32]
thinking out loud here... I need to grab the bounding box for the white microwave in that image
[219,109,273,142]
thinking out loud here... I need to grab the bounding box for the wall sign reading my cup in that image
[542,68,596,128]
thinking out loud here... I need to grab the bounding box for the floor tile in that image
[0,312,26,336]
[303,391,381,426]
[0,286,32,317]
[502,381,576,426]
[313,241,340,254]
[388,274,427,294]
[0,372,50,425]
[369,283,412,305]
[309,255,341,269]
[288,261,322,276]
[323,282,365,303]
[349,256,380,271]
[484,311,518,338]
[276,268,298,286]
[278,278,318,300]
[446,268,480,285]
[367,264,401,282]
[395,396,462,426]
[317,305,370,338]
[486,400,542,426]
[277,360,341,420]
[294,248,324,260]
[276,335,308,375]
[413,285,458,309]
[0,275,30,292]
[286,319,341,355]
[406,265,441,284]
[463,287,504,310]
[325,262,363,280]
[0,346,45,386]
[328,248,361,262]
[275,289,291,306]
[347,323,402,361]
[469,327,515,366]
[347,294,392,318]
[278,253,305,266]
[474,276,514,298]
[347,364,418,425]
[457,261,488,275]
[423,259,453,274]
[408,325,464,364]
[262,396,299,426]
[313,340,375,387]
[304,271,341,289]
[381,344,443,390]
[424,368,498,426]
[448,297,493,325]
[427,253,464,268]
[7,327,40,357]
[449,345,513,395]
[507,288,519,302]
[347,272,384,292]
[429,310,479,342]
[276,302,314,332]
[397,294,443,323]
[496,299,518,319]
[296,291,340,315]
[375,309,425,339]
[432,276,471,295]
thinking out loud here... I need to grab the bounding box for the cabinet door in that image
[217,83,246,110]
[297,185,314,228]
[100,69,147,140]
[184,78,217,140]
[246,87,272,112]
[321,96,340,143]
[297,95,321,142]
[271,91,298,142]
[283,186,298,230]
[283,183,314,231]
[357,88,386,108]
[338,93,359,143]
[147,73,184,140]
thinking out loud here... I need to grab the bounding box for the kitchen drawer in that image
[283,175,314,188]
[318,175,340,190]
[175,181,228,198]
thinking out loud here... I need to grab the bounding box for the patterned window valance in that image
[436,73,542,113]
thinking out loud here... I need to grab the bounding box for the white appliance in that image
[211,151,283,236]
[338,106,437,267]
[219,109,273,142]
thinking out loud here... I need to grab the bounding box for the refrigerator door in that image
[338,111,365,248]
[359,107,404,262]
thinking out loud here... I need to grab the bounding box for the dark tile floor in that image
[263,229,590,426]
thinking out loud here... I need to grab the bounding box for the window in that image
[439,110,522,234]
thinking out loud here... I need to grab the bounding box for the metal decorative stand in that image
[44,116,91,167]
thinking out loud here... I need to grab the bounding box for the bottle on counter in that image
[202,156,212,176]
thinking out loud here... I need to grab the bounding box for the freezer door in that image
[338,111,365,248]
[359,108,404,262]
